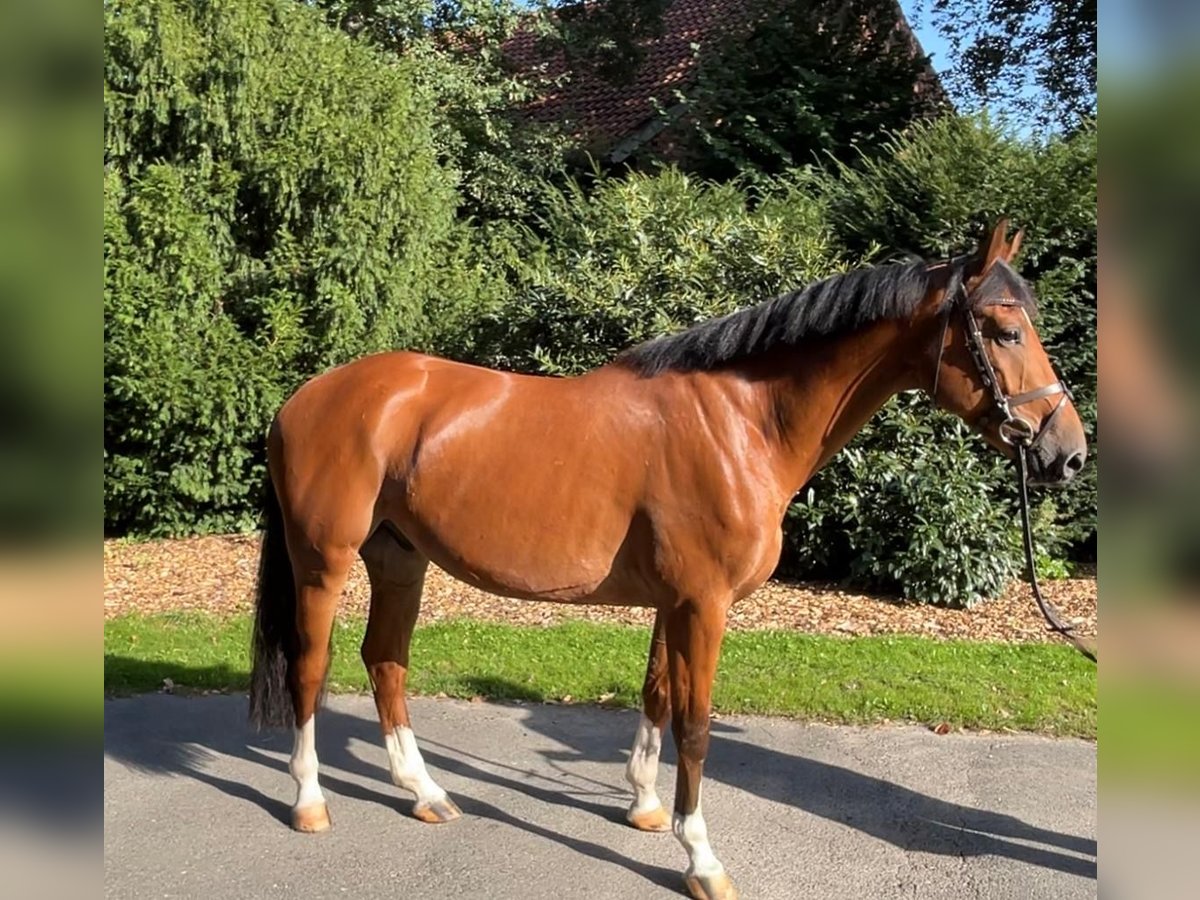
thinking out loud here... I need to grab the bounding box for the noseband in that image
[931,269,1096,664]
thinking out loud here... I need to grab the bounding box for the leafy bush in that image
[783,395,1029,606]
[104,0,461,535]
[472,169,855,373]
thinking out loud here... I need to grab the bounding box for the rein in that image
[1014,447,1097,662]
[935,271,1097,664]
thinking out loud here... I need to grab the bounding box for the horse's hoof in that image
[413,796,462,824]
[291,803,331,833]
[684,871,738,900]
[626,804,671,833]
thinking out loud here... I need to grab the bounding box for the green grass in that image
[104,613,1097,738]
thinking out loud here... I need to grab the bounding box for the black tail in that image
[249,474,297,729]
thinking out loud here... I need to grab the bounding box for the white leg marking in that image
[384,726,447,806]
[673,793,725,879]
[625,715,664,816]
[289,718,325,810]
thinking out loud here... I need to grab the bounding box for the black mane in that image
[616,256,1035,376]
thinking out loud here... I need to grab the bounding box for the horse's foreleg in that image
[626,610,671,832]
[667,600,737,900]
[360,529,460,824]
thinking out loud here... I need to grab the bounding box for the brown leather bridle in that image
[931,271,1073,448]
[933,271,1096,664]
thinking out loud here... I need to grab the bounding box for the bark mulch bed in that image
[104,534,1096,644]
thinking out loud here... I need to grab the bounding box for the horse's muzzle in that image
[1027,441,1088,487]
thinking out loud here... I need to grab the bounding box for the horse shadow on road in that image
[504,705,1097,880]
[104,670,681,892]
[104,661,1095,887]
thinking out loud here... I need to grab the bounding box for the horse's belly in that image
[385,474,645,604]
[415,527,632,604]
[426,559,627,606]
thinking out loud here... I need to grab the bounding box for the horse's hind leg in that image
[626,610,672,832]
[359,526,461,824]
[288,544,357,833]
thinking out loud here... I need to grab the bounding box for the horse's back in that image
[276,349,628,471]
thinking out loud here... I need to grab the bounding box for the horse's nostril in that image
[1063,451,1085,477]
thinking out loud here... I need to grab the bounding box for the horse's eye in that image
[998,328,1021,346]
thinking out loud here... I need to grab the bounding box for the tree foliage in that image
[104,0,460,535]
[551,0,672,85]
[313,0,575,221]
[669,0,945,179]
[917,0,1096,131]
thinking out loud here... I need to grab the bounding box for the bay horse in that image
[249,220,1087,899]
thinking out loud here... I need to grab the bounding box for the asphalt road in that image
[104,694,1095,899]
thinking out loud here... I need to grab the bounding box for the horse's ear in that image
[1007,227,1024,261]
[978,217,1010,270]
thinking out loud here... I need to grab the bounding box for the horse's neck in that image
[753,320,923,494]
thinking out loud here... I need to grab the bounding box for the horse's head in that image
[927,220,1088,486]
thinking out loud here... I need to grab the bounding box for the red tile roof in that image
[503,0,746,150]
[503,0,942,160]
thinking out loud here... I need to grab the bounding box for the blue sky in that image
[897,0,954,79]
[902,0,1183,83]
[895,0,1047,126]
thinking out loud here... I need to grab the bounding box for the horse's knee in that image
[674,716,710,763]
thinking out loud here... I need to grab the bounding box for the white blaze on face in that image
[289,717,324,810]
[384,725,447,805]
[673,792,725,879]
[625,715,664,815]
